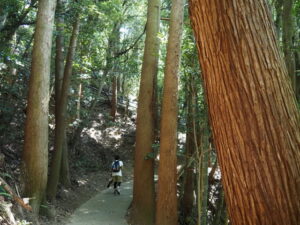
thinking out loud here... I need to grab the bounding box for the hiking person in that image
[111,155,123,195]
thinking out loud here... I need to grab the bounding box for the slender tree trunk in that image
[77,83,82,120]
[60,131,71,187]
[0,11,8,31]
[182,79,195,223]
[117,74,122,93]
[274,0,283,39]
[7,33,17,78]
[155,0,184,224]
[132,0,161,224]
[110,23,120,121]
[282,0,296,92]
[212,188,227,225]
[54,0,71,189]
[196,111,204,225]
[110,76,117,121]
[125,97,129,119]
[90,77,106,112]
[47,17,80,201]
[89,22,121,112]
[55,0,64,116]
[67,22,121,151]
[189,0,300,224]
[22,0,56,214]
[199,129,209,225]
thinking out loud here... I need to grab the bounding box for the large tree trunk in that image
[155,0,184,224]
[132,0,161,224]
[189,0,300,224]
[22,0,56,214]
[47,17,80,201]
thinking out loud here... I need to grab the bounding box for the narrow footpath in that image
[65,181,133,225]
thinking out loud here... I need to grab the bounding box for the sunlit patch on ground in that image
[84,127,103,142]
[78,179,88,186]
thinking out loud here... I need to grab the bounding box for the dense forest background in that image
[0,0,299,224]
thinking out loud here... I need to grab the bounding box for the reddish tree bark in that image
[189,0,300,224]
[155,0,184,224]
[132,0,161,224]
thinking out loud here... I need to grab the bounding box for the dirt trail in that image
[65,180,132,225]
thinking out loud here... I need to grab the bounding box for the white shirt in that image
[112,160,123,176]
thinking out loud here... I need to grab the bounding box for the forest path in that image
[65,180,133,225]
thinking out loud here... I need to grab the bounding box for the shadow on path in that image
[66,180,132,225]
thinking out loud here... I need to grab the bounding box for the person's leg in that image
[107,177,113,188]
[115,176,122,194]
[112,176,118,193]
[118,176,122,187]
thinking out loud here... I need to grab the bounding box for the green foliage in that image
[0,185,11,199]
[144,143,160,160]
[144,152,156,160]
[0,173,12,179]
[0,192,11,199]
[17,220,32,225]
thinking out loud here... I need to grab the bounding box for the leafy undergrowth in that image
[0,109,136,225]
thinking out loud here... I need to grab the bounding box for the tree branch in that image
[0,177,32,211]
[113,25,146,58]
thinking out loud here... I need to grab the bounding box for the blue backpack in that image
[112,160,120,172]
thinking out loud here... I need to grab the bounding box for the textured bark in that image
[60,131,71,187]
[54,0,71,188]
[132,0,160,224]
[153,68,159,140]
[282,0,296,92]
[22,0,56,214]
[47,18,80,201]
[155,0,184,224]
[189,0,300,224]
[297,75,300,102]
[55,0,65,122]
